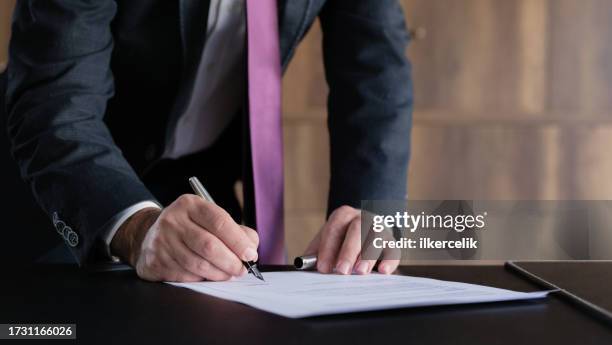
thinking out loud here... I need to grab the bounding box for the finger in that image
[144,249,202,283]
[181,220,247,277]
[379,226,402,269]
[240,225,259,248]
[303,230,322,256]
[169,237,233,281]
[377,259,400,275]
[376,235,401,275]
[360,220,385,264]
[317,206,359,273]
[335,217,362,275]
[165,264,204,282]
[354,258,376,275]
[355,214,391,275]
[355,239,397,275]
[187,199,258,262]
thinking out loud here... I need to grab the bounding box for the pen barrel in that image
[189,177,215,202]
[294,255,317,270]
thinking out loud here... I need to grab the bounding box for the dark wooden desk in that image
[513,261,612,313]
[0,264,610,345]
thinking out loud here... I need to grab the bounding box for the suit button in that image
[67,231,79,247]
[144,144,158,161]
[62,226,73,240]
[54,220,66,235]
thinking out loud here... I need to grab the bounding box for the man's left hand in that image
[303,206,400,275]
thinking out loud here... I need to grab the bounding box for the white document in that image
[169,271,550,318]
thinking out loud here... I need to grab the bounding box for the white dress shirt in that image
[103,0,247,258]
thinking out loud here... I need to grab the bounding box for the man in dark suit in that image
[5,0,412,281]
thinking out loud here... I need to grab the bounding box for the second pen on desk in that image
[188,176,265,281]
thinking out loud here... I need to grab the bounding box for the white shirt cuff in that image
[102,201,162,260]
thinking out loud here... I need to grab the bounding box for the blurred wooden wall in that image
[0,0,14,72]
[283,0,612,257]
[3,1,612,258]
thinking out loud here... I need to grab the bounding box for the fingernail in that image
[336,261,351,275]
[242,248,258,261]
[379,262,392,275]
[356,261,369,274]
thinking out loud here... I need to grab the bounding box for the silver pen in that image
[294,255,317,270]
[188,176,265,281]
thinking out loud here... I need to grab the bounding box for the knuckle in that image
[200,237,218,256]
[329,206,355,224]
[157,214,174,229]
[340,205,354,212]
[176,194,190,205]
[338,205,355,215]
[330,207,343,219]
[209,211,229,231]
[176,194,197,207]
[196,259,210,273]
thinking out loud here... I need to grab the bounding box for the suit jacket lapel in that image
[278,0,312,70]
[170,0,311,135]
[178,0,310,75]
[165,0,210,146]
[178,0,210,73]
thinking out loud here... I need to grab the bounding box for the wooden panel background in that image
[0,0,13,72]
[3,1,612,258]
[282,0,612,257]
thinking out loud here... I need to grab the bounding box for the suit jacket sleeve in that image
[5,0,157,264]
[319,0,413,214]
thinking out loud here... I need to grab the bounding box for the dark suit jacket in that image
[5,0,413,264]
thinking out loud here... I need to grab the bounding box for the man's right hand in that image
[111,194,259,282]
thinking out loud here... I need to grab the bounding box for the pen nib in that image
[247,262,265,281]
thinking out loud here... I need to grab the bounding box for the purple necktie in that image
[246,0,285,264]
